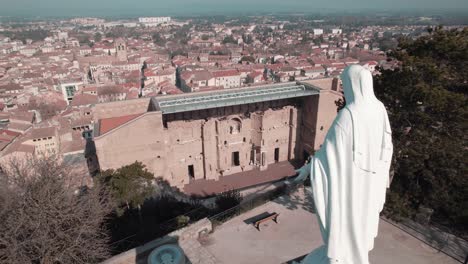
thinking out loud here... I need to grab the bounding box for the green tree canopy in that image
[242,34,253,44]
[374,27,467,236]
[97,161,154,213]
[94,32,102,42]
[152,33,165,46]
[222,35,237,44]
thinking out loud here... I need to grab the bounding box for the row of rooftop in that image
[0,16,439,188]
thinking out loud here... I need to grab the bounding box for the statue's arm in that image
[293,159,312,183]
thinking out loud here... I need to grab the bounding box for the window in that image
[188,165,194,179]
[65,85,76,98]
[232,151,240,166]
[274,148,280,163]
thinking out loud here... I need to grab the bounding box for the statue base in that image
[298,246,330,264]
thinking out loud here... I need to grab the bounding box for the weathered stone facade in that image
[93,80,341,190]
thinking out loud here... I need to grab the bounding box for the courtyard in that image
[200,187,459,264]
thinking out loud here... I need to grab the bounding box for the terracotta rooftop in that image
[0,129,21,138]
[212,69,240,78]
[9,110,34,123]
[0,83,23,91]
[31,127,56,140]
[7,122,32,133]
[70,93,98,107]
[61,132,86,154]
[248,71,263,78]
[1,139,35,156]
[98,113,142,136]
[0,141,10,151]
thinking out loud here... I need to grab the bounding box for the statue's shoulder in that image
[334,108,353,134]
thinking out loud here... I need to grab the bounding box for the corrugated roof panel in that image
[154,83,318,114]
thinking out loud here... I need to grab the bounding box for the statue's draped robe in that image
[301,66,393,264]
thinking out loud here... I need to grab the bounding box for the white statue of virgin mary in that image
[295,65,393,264]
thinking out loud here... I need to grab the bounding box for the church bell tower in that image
[114,38,128,61]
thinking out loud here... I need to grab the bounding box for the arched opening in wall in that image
[229,118,242,134]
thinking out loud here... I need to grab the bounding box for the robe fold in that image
[300,65,393,264]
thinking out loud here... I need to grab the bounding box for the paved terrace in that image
[200,187,459,264]
[183,161,299,196]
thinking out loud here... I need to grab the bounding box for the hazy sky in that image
[1,0,467,17]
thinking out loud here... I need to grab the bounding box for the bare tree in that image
[28,101,66,121]
[0,157,112,264]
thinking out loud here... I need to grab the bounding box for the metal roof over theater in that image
[151,82,319,114]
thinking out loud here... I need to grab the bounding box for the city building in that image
[313,29,324,36]
[59,80,84,105]
[93,79,342,191]
[22,127,59,157]
[138,17,171,25]
[114,38,128,61]
[212,70,242,88]
[332,28,343,35]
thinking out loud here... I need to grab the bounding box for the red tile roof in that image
[31,127,56,140]
[0,129,21,137]
[212,69,240,78]
[99,113,142,135]
[70,93,98,107]
[248,71,263,78]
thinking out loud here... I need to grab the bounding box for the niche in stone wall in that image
[228,117,242,134]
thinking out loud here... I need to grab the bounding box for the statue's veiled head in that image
[341,65,377,106]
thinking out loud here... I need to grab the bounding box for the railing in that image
[109,182,299,253]
[207,182,468,263]
[380,217,468,263]
[157,205,210,232]
[110,181,468,263]
[209,183,301,227]
[109,204,211,254]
